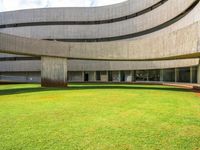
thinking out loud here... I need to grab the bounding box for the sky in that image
[0,0,126,12]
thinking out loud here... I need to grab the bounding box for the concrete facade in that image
[0,0,200,87]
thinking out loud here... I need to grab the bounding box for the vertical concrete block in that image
[197,63,200,84]
[190,67,193,83]
[41,56,68,87]
[175,68,179,83]
[160,69,164,82]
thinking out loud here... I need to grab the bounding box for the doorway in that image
[84,73,89,82]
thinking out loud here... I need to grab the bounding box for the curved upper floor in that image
[0,0,198,41]
[0,0,160,24]
[0,21,199,61]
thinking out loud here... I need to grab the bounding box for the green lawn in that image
[0,83,200,150]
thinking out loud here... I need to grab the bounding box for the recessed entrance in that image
[84,73,89,82]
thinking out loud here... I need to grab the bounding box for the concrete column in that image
[146,70,149,81]
[132,71,136,82]
[160,69,164,82]
[93,71,97,82]
[25,72,29,82]
[41,56,68,87]
[82,71,85,82]
[119,71,121,82]
[190,67,193,83]
[197,64,200,84]
[131,71,134,82]
[175,68,179,83]
[106,71,109,82]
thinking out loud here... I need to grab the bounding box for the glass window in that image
[163,69,175,82]
[178,67,190,83]
[135,70,148,81]
[149,70,160,81]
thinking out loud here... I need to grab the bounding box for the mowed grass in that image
[0,83,200,150]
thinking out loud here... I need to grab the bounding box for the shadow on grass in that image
[0,84,194,96]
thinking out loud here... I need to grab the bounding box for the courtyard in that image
[0,83,199,149]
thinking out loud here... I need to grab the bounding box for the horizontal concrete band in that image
[0,0,167,28]
[0,21,199,61]
[0,59,198,72]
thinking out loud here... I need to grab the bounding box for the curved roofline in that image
[0,0,160,23]
[0,0,168,28]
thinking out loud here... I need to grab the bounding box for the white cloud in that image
[0,0,126,12]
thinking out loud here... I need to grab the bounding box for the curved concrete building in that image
[0,0,200,86]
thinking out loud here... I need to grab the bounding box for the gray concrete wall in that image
[41,56,68,87]
[0,60,40,72]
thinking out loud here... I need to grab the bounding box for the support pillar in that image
[130,71,133,82]
[93,71,96,82]
[146,70,149,82]
[190,67,193,83]
[132,70,136,82]
[197,63,200,84]
[160,69,164,82]
[175,68,179,83]
[82,71,85,82]
[119,71,121,82]
[41,56,68,87]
